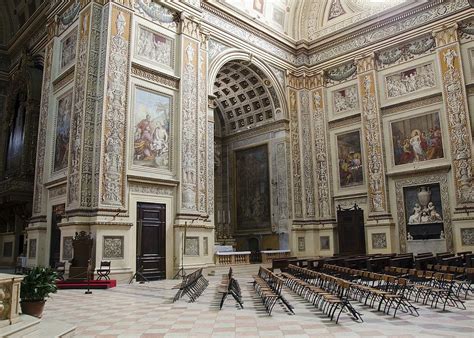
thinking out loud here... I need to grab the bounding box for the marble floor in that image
[42,265,474,338]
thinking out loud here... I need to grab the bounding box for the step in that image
[0,314,41,337]
[21,319,76,337]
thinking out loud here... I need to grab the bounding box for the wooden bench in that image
[271,257,297,272]
[172,268,209,302]
[252,266,294,315]
[218,267,243,309]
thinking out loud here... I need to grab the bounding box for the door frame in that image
[129,193,174,279]
[336,204,366,256]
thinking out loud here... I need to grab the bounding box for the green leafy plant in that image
[20,267,58,302]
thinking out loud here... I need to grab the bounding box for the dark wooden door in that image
[337,205,366,256]
[137,203,166,280]
[49,204,65,267]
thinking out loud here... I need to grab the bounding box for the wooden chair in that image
[96,261,111,280]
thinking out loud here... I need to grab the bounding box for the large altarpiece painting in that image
[235,145,271,231]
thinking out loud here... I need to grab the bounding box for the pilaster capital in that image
[287,73,305,89]
[433,24,459,47]
[180,13,200,39]
[356,54,376,73]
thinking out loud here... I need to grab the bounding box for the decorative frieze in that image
[312,87,331,218]
[289,89,303,218]
[49,185,67,199]
[101,7,131,207]
[133,0,179,31]
[461,228,474,246]
[103,236,124,259]
[208,38,229,62]
[128,182,174,196]
[32,43,53,216]
[300,91,315,218]
[357,56,388,215]
[181,39,199,211]
[325,62,357,86]
[131,64,179,90]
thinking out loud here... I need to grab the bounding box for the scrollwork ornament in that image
[289,89,303,218]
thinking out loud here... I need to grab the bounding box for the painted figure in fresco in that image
[54,95,72,171]
[386,64,436,98]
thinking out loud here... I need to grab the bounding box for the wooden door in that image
[337,205,366,256]
[49,204,65,267]
[137,203,166,280]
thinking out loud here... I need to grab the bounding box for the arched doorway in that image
[211,58,291,252]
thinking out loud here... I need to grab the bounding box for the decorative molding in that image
[381,94,443,116]
[103,236,124,259]
[131,63,179,90]
[372,233,387,249]
[49,184,67,199]
[52,66,75,92]
[289,89,303,218]
[325,61,357,85]
[300,90,315,218]
[395,173,452,253]
[128,182,174,196]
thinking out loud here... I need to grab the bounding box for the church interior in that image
[0,0,473,336]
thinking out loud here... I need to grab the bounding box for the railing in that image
[215,251,251,265]
[0,274,24,325]
[261,250,291,263]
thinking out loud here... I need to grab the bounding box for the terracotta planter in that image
[20,300,46,318]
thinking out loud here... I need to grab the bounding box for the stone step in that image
[21,319,76,338]
[0,314,41,337]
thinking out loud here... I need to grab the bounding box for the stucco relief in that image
[395,173,452,253]
[376,36,436,69]
[133,0,178,30]
[385,63,436,99]
[312,88,331,218]
[67,8,91,207]
[135,25,174,69]
[182,40,199,211]
[438,45,474,204]
[358,68,387,214]
[33,43,53,215]
[289,89,303,218]
[101,8,131,207]
[208,38,229,62]
[372,233,387,249]
[300,91,315,218]
[207,121,215,216]
[198,45,208,213]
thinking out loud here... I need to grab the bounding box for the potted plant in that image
[20,267,58,318]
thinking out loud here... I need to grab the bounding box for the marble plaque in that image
[28,239,37,258]
[372,233,387,249]
[62,236,73,260]
[103,236,124,259]
[461,228,474,246]
[185,237,199,256]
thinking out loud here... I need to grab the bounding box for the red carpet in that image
[57,279,117,290]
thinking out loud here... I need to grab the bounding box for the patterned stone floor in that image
[42,265,474,338]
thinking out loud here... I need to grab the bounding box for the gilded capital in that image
[434,24,459,47]
[356,54,376,73]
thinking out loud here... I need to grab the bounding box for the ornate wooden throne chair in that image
[68,231,94,281]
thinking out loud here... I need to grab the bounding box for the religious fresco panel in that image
[132,87,171,169]
[60,27,78,71]
[332,84,359,115]
[391,112,444,166]
[53,90,73,173]
[404,183,444,240]
[235,145,271,231]
[135,25,174,69]
[336,130,364,188]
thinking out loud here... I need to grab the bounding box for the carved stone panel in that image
[371,233,387,249]
[198,46,208,213]
[103,236,124,259]
[135,25,174,70]
[298,237,305,251]
[185,237,199,256]
[62,236,73,260]
[320,236,330,250]
[300,90,315,218]
[461,228,474,246]
[28,239,37,259]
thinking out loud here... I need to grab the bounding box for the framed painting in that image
[132,87,172,170]
[336,130,364,188]
[235,145,271,231]
[385,63,436,99]
[391,112,444,166]
[135,25,174,69]
[404,184,444,240]
[332,84,359,115]
[53,90,73,173]
[59,27,78,71]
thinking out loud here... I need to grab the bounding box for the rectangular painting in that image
[337,130,364,188]
[53,91,73,173]
[404,184,444,240]
[135,25,173,69]
[332,85,359,115]
[60,27,77,70]
[391,112,444,166]
[132,87,171,169]
[253,0,264,14]
[236,145,271,231]
[385,63,436,99]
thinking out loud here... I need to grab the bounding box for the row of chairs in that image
[172,268,209,302]
[252,266,294,315]
[282,264,363,323]
[218,267,244,309]
[385,265,473,300]
[324,264,465,312]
